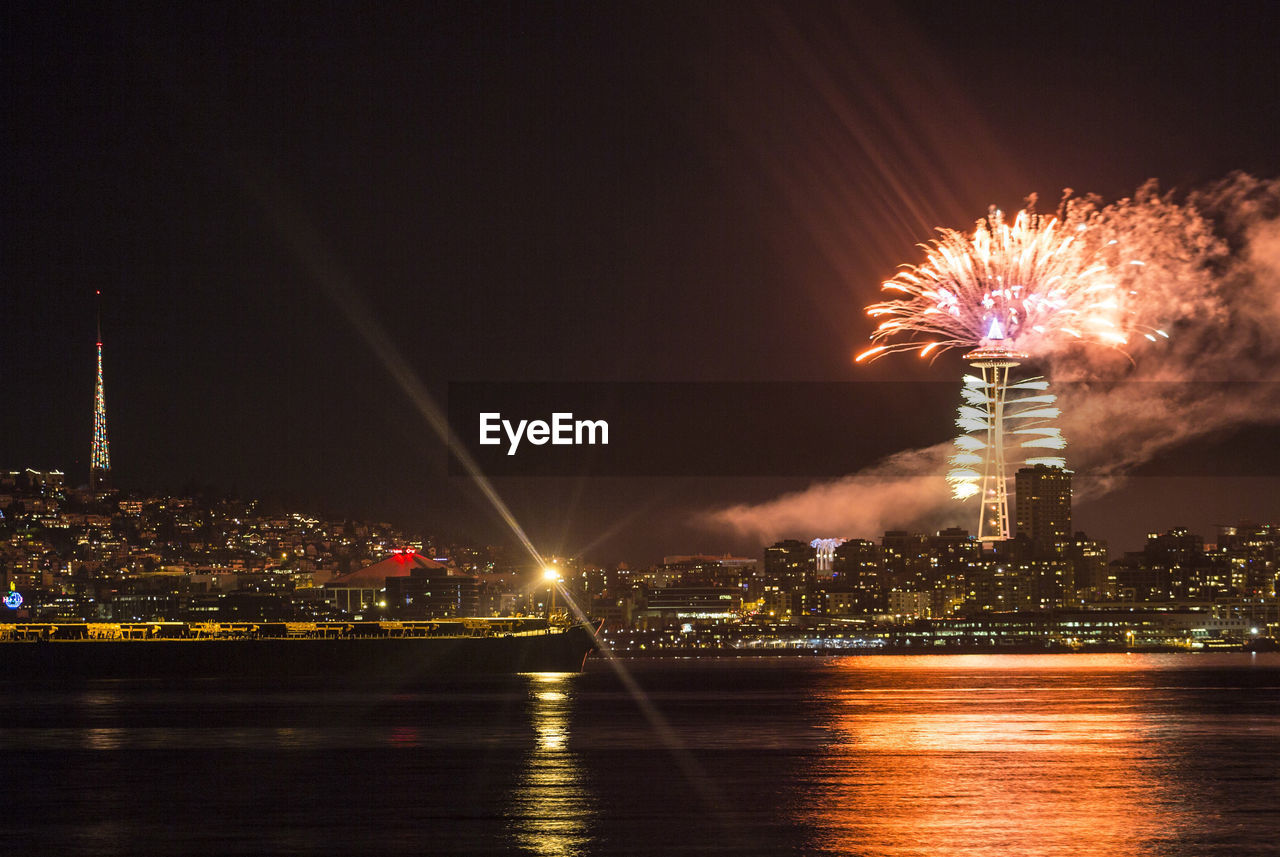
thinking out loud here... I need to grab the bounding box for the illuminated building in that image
[325,549,448,615]
[1112,564,1172,603]
[635,587,742,628]
[968,557,1073,612]
[1068,532,1112,601]
[1014,464,1072,556]
[385,566,481,619]
[1216,522,1278,596]
[10,469,66,491]
[925,610,1251,648]
[1145,527,1205,563]
[926,528,980,616]
[761,584,793,620]
[887,589,930,619]
[831,539,884,611]
[822,591,866,618]
[660,554,757,588]
[880,531,929,592]
[764,539,815,588]
[1109,528,1208,602]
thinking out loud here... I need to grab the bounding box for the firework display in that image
[857,205,1141,539]
[855,207,1167,364]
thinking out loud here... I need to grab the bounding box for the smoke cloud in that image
[709,174,1280,544]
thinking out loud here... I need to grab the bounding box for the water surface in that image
[3,653,1277,855]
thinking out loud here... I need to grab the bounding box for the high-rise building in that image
[1216,522,1278,596]
[1069,532,1111,601]
[764,540,815,588]
[880,530,929,591]
[968,556,1073,612]
[831,539,884,612]
[1139,527,1213,601]
[90,292,111,493]
[927,527,981,615]
[660,555,757,588]
[1014,465,1071,556]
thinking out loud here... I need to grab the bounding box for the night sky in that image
[4,1,1279,564]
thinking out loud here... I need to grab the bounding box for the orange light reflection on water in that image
[807,655,1189,856]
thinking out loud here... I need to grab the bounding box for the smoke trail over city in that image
[710,174,1280,543]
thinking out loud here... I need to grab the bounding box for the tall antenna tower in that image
[90,290,111,493]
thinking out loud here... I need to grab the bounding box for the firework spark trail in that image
[710,176,1280,542]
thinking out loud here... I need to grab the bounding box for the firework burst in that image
[855,206,1167,364]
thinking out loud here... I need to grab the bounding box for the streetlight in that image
[543,567,561,620]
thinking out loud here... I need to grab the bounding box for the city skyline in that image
[4,459,1273,575]
[4,459,1276,656]
[4,2,1280,566]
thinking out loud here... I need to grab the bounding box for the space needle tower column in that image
[963,322,1026,543]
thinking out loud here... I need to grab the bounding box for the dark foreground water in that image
[3,653,1279,856]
